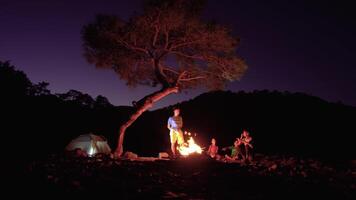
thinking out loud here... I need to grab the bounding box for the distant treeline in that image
[1,61,355,160]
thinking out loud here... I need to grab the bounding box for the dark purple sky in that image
[1,0,355,109]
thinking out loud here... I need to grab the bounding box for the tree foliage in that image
[29,81,51,96]
[82,0,247,91]
[0,61,32,97]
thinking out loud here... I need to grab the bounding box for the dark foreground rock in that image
[13,154,355,199]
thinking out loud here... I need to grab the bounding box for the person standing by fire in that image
[167,107,185,158]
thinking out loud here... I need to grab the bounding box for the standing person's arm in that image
[167,118,171,130]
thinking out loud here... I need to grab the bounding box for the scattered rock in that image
[71,180,81,188]
[269,164,278,171]
[300,171,308,178]
[124,151,138,160]
[159,152,170,159]
[163,191,187,198]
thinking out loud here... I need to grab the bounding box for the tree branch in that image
[177,70,187,82]
[152,10,161,48]
[170,39,202,50]
[164,28,170,50]
[116,38,150,55]
[179,76,206,81]
[162,66,180,74]
[153,59,170,88]
[152,25,160,47]
[170,51,205,60]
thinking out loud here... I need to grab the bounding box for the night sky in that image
[1,0,355,109]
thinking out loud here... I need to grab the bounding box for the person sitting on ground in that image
[238,130,253,161]
[207,138,220,160]
[222,139,244,161]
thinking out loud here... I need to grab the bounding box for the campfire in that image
[178,136,203,156]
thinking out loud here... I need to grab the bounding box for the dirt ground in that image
[14,154,355,199]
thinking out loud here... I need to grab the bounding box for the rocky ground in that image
[15,154,355,199]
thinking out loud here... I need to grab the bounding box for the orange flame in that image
[178,137,203,156]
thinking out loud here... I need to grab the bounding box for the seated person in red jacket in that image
[207,138,220,160]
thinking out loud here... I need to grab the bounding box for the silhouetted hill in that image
[126,90,356,159]
[1,61,355,162]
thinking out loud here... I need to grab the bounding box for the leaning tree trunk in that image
[115,86,179,156]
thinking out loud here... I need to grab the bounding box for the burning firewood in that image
[177,137,203,156]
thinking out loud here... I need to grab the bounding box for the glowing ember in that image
[178,137,203,156]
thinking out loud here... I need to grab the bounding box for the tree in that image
[94,95,112,108]
[82,0,247,156]
[29,81,51,96]
[57,89,95,107]
[0,61,32,98]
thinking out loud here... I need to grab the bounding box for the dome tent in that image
[65,134,111,156]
